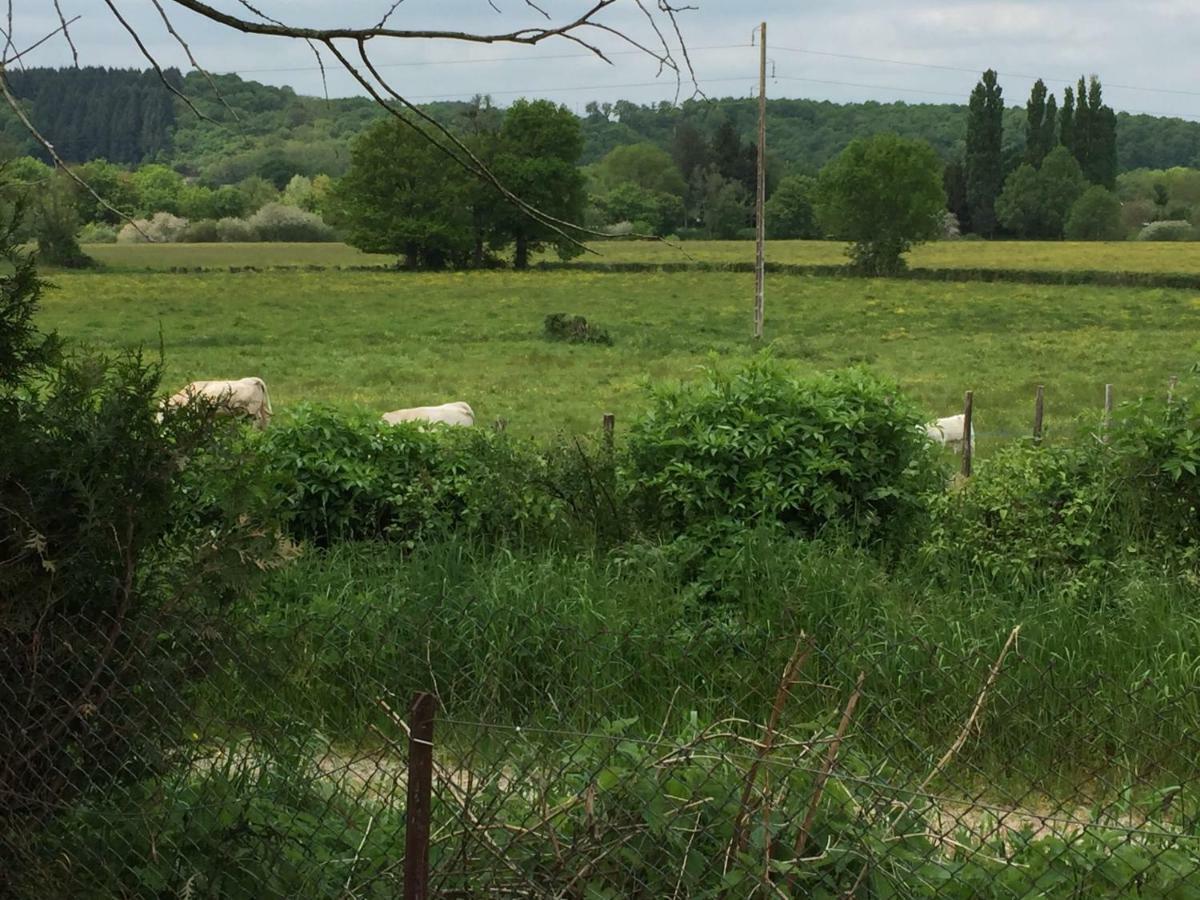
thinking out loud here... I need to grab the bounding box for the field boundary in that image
[84,260,1200,290]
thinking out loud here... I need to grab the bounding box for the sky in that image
[10,1,1200,120]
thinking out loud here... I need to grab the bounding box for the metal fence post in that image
[404,692,436,900]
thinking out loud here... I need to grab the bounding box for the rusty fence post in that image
[961,390,974,479]
[404,692,436,900]
[1033,384,1044,445]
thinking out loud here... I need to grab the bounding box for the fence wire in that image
[3,601,1200,898]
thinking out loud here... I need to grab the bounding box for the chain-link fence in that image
[4,593,1200,899]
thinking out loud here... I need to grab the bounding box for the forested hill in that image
[1,67,1197,183]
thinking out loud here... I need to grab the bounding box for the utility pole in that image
[753,21,767,340]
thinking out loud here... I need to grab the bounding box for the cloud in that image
[7,1,1198,119]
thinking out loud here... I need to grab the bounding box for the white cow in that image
[923,414,975,453]
[382,401,474,427]
[165,377,273,430]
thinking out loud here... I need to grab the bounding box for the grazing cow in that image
[382,401,475,427]
[923,414,975,453]
[166,377,273,430]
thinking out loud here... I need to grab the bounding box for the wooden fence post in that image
[961,391,974,479]
[602,412,615,451]
[404,692,436,900]
[1032,384,1044,445]
[492,417,507,433]
[1102,384,1114,444]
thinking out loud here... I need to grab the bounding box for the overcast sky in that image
[12,1,1200,120]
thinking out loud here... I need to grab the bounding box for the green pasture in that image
[38,266,1199,442]
[78,238,1200,275]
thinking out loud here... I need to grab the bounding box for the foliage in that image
[1138,220,1196,241]
[254,406,565,545]
[593,181,683,236]
[216,216,259,242]
[34,172,95,268]
[117,211,190,244]
[1024,79,1057,167]
[71,159,139,224]
[815,133,946,274]
[1064,186,1125,240]
[692,168,750,239]
[0,217,277,836]
[1068,75,1119,189]
[247,202,334,242]
[765,174,819,239]
[966,69,1005,237]
[490,99,588,269]
[995,146,1087,239]
[624,358,942,547]
[335,117,473,268]
[543,312,613,345]
[180,218,220,242]
[78,221,118,243]
[591,142,686,196]
[131,163,185,216]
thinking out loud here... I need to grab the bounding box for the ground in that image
[41,243,1200,442]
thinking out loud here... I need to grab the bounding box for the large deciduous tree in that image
[489,99,587,269]
[1064,185,1125,240]
[764,175,820,239]
[335,118,472,269]
[966,69,1005,237]
[815,134,945,274]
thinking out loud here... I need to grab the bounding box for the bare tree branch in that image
[3,15,80,68]
[148,0,239,120]
[52,0,78,67]
[102,0,218,124]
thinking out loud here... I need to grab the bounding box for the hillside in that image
[1,67,1197,183]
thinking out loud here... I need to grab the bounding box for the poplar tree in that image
[965,69,1004,236]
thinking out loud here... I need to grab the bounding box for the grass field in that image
[78,238,1200,275]
[39,266,1199,441]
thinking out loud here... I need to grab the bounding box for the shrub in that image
[117,211,190,243]
[180,218,220,242]
[624,358,942,546]
[1064,186,1124,241]
[35,173,94,268]
[255,406,565,545]
[1138,219,1195,241]
[216,216,259,242]
[247,202,335,242]
[0,218,279,856]
[543,312,613,345]
[77,222,118,244]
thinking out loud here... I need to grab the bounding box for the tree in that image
[671,119,709,186]
[764,175,819,239]
[335,117,472,269]
[690,169,749,239]
[1069,76,1118,189]
[709,119,756,194]
[1025,79,1057,167]
[593,143,686,197]
[595,182,684,236]
[995,146,1086,238]
[943,159,970,232]
[489,99,586,269]
[814,134,945,274]
[1060,86,1076,153]
[966,70,1005,236]
[131,164,184,216]
[34,172,93,268]
[1064,186,1125,240]
[71,160,138,225]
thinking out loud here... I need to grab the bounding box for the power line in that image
[772,45,1200,100]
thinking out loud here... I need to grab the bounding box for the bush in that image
[255,406,565,545]
[925,384,1200,585]
[215,216,259,242]
[624,358,942,546]
[0,217,279,853]
[247,202,335,242]
[543,312,613,345]
[1138,219,1196,241]
[180,218,220,242]
[77,222,118,244]
[117,211,190,243]
[1064,186,1124,241]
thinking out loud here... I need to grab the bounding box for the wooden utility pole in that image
[753,21,767,340]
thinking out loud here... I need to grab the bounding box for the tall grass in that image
[215,534,1200,788]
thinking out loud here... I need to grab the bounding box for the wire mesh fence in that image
[4,594,1200,899]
